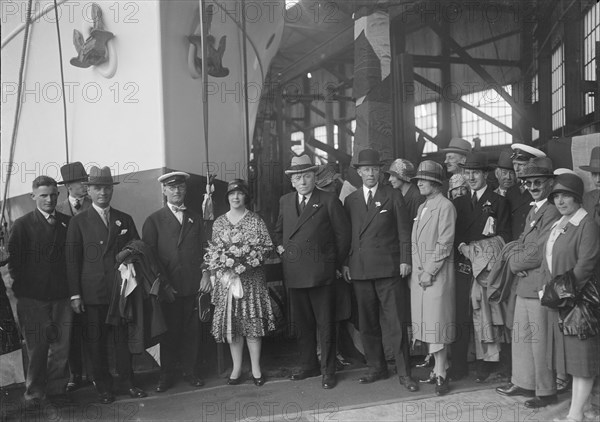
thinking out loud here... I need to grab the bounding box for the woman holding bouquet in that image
[207,179,275,386]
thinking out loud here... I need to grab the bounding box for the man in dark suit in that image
[451,152,510,381]
[342,149,418,392]
[142,171,208,392]
[55,161,92,393]
[8,176,72,406]
[66,166,146,403]
[505,144,546,240]
[274,155,350,389]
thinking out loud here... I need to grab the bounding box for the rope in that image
[53,0,70,163]
[241,0,251,163]
[199,0,210,169]
[1,0,34,227]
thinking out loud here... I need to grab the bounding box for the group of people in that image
[5,140,600,422]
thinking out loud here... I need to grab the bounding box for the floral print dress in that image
[210,211,276,342]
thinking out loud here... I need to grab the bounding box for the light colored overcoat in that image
[410,192,457,345]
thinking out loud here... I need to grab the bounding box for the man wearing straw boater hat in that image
[505,143,546,240]
[496,157,560,409]
[450,152,510,382]
[66,166,146,403]
[342,149,418,392]
[580,146,600,227]
[142,171,208,392]
[274,155,350,389]
[55,161,92,394]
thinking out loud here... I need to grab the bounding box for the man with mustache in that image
[493,150,517,197]
[496,157,560,409]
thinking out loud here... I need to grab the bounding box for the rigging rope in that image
[53,0,70,163]
[1,0,34,228]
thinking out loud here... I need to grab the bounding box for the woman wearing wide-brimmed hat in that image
[541,173,600,422]
[409,160,457,396]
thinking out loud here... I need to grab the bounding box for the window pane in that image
[461,85,513,147]
[414,102,438,153]
[551,44,565,130]
[584,3,599,114]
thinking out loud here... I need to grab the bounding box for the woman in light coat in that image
[410,160,457,396]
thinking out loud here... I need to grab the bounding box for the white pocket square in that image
[379,209,388,214]
[119,229,128,235]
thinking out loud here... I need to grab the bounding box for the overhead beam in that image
[461,29,520,51]
[414,73,517,137]
[308,104,355,137]
[427,22,529,122]
[412,55,520,68]
[289,120,351,164]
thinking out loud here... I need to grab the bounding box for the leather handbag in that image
[197,292,213,323]
[559,276,600,340]
[541,270,576,309]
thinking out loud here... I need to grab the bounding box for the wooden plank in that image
[412,55,520,68]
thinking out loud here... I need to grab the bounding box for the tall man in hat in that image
[8,176,72,406]
[496,156,560,409]
[66,166,146,404]
[55,161,92,393]
[505,143,546,240]
[493,150,517,197]
[441,138,472,194]
[274,155,350,389]
[581,146,600,227]
[342,149,418,392]
[450,152,510,381]
[142,171,208,392]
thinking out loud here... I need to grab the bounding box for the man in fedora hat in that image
[342,149,418,392]
[142,171,208,392]
[580,146,600,227]
[496,156,560,409]
[442,138,472,177]
[493,150,517,197]
[450,152,510,382]
[505,143,546,240]
[55,161,92,393]
[385,158,424,222]
[66,166,146,403]
[8,176,72,407]
[274,155,350,389]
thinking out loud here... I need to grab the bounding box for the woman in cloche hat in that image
[409,161,457,396]
[542,172,600,422]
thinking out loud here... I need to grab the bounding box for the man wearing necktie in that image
[452,152,510,382]
[56,164,94,394]
[274,155,350,389]
[142,171,209,392]
[8,176,72,406]
[66,166,144,404]
[342,149,418,392]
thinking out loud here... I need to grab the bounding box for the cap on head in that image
[449,173,469,191]
[386,158,416,183]
[459,152,492,171]
[83,166,120,185]
[352,149,382,168]
[315,164,341,188]
[519,157,555,179]
[548,173,584,204]
[285,155,319,175]
[510,143,545,161]
[441,138,472,156]
[158,171,190,186]
[579,146,600,173]
[494,149,514,171]
[58,162,88,185]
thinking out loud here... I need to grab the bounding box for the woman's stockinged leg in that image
[247,337,262,378]
[229,336,245,379]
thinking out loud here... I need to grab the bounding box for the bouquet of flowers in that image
[204,227,271,282]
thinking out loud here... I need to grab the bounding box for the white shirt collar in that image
[533,198,548,211]
[473,184,487,200]
[37,208,54,219]
[551,207,588,229]
[92,203,110,216]
[297,191,312,203]
[362,184,378,202]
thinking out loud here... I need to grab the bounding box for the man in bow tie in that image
[8,176,72,407]
[55,162,92,393]
[142,171,209,392]
[66,166,144,404]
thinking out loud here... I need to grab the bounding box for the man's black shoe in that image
[322,375,336,389]
[183,374,205,387]
[524,395,558,409]
[98,391,115,404]
[65,375,83,393]
[399,375,419,392]
[358,370,389,384]
[496,383,535,397]
[289,368,320,381]
[155,376,172,393]
[126,387,147,399]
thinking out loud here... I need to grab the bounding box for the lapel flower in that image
[530,220,536,228]
[375,201,381,207]
[115,220,122,227]
[482,200,494,214]
[312,204,319,208]
[483,201,492,207]
[61,222,67,227]
[188,217,194,223]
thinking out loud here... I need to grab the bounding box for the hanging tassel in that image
[202,172,215,221]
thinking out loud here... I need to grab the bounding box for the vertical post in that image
[276,87,288,191]
[325,99,335,157]
[439,20,453,148]
[595,41,600,129]
[563,5,583,135]
[537,24,553,142]
[516,10,534,143]
[353,6,393,161]
[393,53,417,163]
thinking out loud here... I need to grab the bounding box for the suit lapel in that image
[359,187,389,236]
[178,211,194,247]
[466,188,490,230]
[103,209,119,256]
[289,190,321,238]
